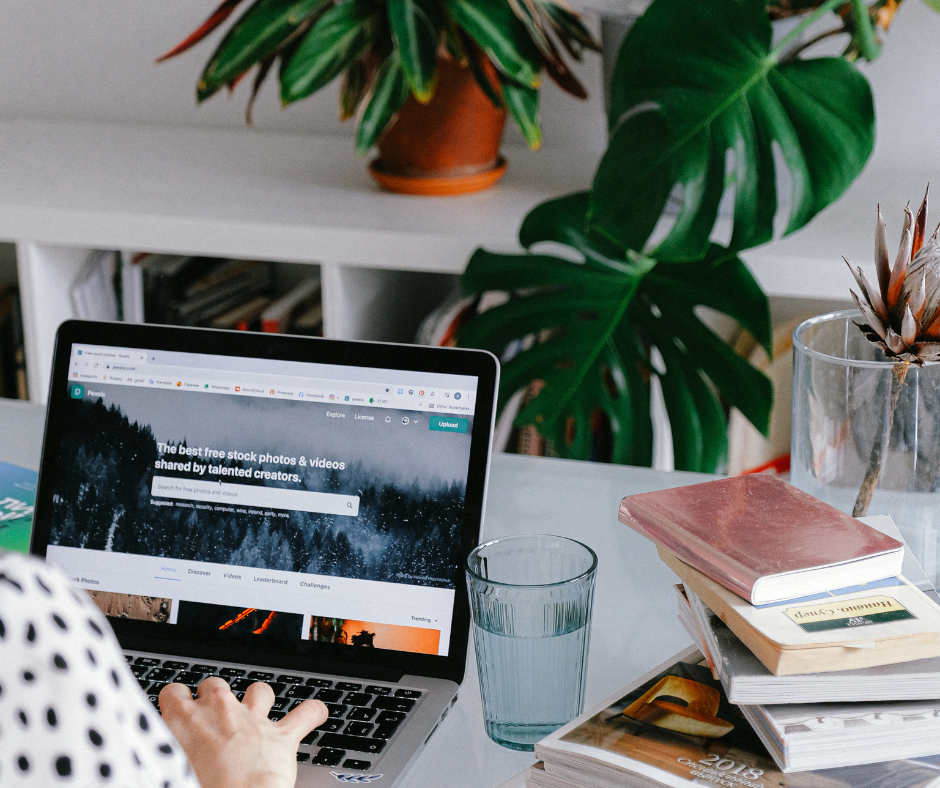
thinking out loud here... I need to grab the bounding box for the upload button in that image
[429,416,468,433]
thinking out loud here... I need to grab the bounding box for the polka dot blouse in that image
[0,551,201,787]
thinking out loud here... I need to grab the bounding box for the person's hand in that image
[159,677,327,788]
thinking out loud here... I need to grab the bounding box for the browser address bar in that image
[151,476,360,516]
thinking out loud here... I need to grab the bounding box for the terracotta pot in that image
[369,56,508,196]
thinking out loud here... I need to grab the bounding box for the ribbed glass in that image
[466,535,597,751]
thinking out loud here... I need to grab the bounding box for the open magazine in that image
[531,647,940,788]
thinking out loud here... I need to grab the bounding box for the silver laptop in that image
[31,320,498,787]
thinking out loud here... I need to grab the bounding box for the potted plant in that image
[159,0,599,195]
[455,0,926,472]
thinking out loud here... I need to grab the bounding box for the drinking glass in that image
[465,534,597,751]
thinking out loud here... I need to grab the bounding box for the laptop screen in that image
[33,323,497,680]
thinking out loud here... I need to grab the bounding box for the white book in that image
[70,250,118,321]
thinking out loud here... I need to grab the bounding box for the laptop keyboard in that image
[128,654,424,772]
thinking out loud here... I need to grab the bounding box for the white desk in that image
[0,398,707,788]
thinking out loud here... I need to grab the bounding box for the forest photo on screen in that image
[48,387,474,590]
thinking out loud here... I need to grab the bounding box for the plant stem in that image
[770,0,845,59]
[852,362,910,517]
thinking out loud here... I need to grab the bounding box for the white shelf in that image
[0,119,599,271]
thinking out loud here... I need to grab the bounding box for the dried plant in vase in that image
[845,188,940,516]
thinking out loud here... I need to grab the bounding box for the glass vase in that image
[792,310,940,587]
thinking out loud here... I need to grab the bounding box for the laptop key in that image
[150,682,168,695]
[343,759,372,771]
[285,685,316,700]
[317,734,386,755]
[372,697,415,713]
[137,679,151,691]
[144,668,177,683]
[173,672,205,687]
[296,752,310,763]
[344,692,373,707]
[344,722,374,737]
[266,682,286,697]
[300,730,319,745]
[314,689,344,704]
[325,704,348,719]
[134,657,162,666]
[248,671,274,681]
[124,654,135,663]
[130,664,150,677]
[306,678,333,688]
[372,723,399,740]
[268,711,286,722]
[148,695,161,711]
[311,748,345,767]
[230,678,255,692]
[271,697,291,712]
[317,719,344,733]
[234,691,245,701]
[219,668,246,677]
[394,689,422,699]
[365,685,391,696]
[346,707,377,722]
[163,661,190,671]
[335,682,362,692]
[376,711,406,725]
[191,664,218,674]
[277,674,305,684]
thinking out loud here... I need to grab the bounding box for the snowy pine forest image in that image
[49,393,472,589]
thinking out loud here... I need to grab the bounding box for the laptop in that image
[30,320,499,787]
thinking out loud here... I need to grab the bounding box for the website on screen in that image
[44,343,481,656]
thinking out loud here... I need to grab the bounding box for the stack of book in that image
[527,475,940,788]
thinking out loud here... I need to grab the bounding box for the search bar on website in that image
[150,476,360,516]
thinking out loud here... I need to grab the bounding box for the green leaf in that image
[355,53,410,155]
[498,75,541,150]
[198,0,331,101]
[644,244,772,355]
[923,0,940,12]
[589,0,874,260]
[458,193,771,470]
[447,0,541,88]
[388,0,442,103]
[280,0,383,105]
[520,192,635,274]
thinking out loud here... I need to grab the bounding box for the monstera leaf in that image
[589,0,875,261]
[457,193,773,472]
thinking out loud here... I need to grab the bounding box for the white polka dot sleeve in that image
[0,551,201,787]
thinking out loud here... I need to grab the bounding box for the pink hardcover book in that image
[619,475,904,605]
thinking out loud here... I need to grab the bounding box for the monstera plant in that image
[456,0,921,472]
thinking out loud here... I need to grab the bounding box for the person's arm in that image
[160,679,327,788]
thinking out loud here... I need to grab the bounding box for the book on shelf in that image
[530,647,940,788]
[70,250,119,321]
[619,474,904,605]
[661,545,940,676]
[260,275,321,334]
[0,283,28,400]
[209,295,272,331]
[677,516,940,704]
[0,461,37,554]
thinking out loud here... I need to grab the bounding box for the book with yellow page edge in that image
[529,647,940,788]
[660,544,940,676]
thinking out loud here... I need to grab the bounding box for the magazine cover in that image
[0,460,36,553]
[535,649,940,788]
